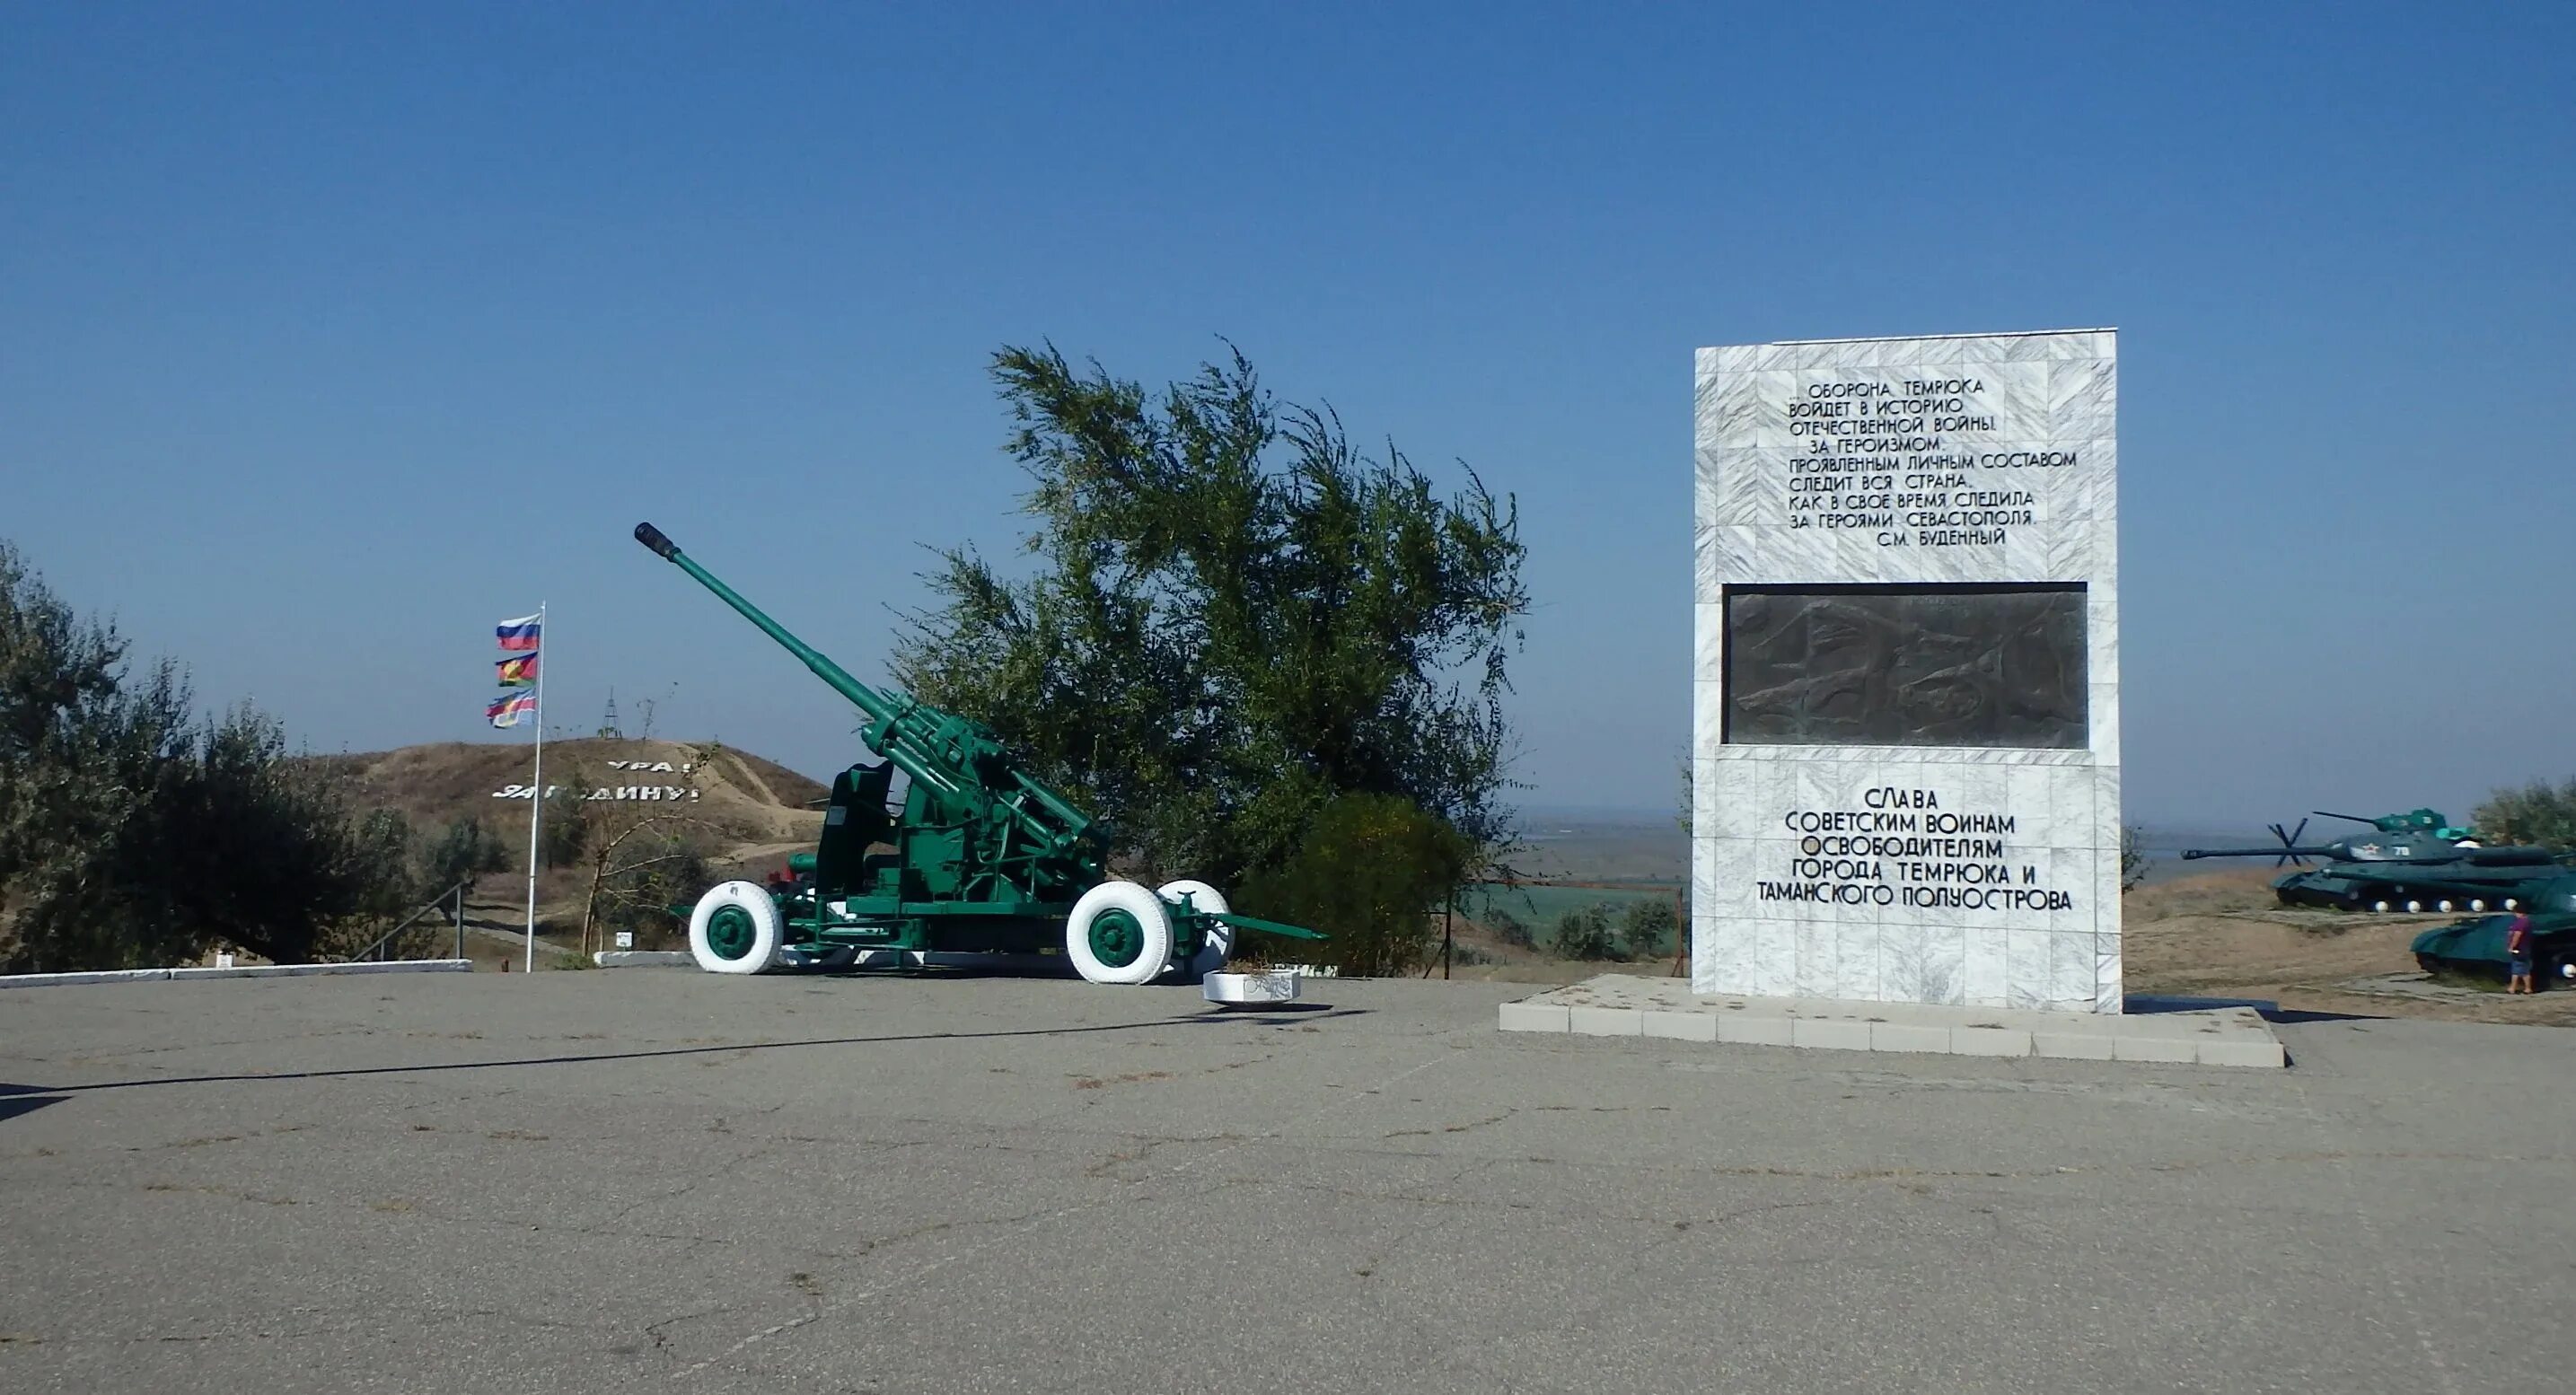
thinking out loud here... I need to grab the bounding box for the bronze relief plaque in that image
[1723,583,2087,748]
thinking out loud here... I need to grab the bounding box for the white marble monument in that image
[1691,329,2121,1012]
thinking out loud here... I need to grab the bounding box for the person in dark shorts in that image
[2504,911,2535,995]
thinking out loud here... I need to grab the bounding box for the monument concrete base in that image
[1499,974,2284,1068]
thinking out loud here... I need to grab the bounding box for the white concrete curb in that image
[593,950,696,968]
[0,960,473,989]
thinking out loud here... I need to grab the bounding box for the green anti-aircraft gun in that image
[2180,807,2568,914]
[634,522,1323,981]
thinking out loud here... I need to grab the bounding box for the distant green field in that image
[1462,882,1675,926]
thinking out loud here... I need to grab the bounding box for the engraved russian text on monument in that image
[1763,783,2080,916]
[1782,374,2079,549]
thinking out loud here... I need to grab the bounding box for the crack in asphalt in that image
[1384,1106,1517,1138]
[598,1142,781,1225]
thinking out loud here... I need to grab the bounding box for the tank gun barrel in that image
[2181,846,2339,861]
[634,522,898,726]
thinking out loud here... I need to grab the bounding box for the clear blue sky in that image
[4,2,2569,830]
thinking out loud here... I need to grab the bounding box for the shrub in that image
[2475,778,2576,855]
[1235,792,1473,977]
[1550,903,1621,961]
[588,828,715,952]
[423,815,513,890]
[1,540,426,969]
[1619,898,1679,961]
[536,773,591,869]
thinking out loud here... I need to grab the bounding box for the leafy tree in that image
[892,341,1528,895]
[2474,778,2576,855]
[592,831,712,951]
[576,807,717,955]
[336,807,423,933]
[535,764,593,869]
[1,540,425,969]
[1235,792,1473,977]
[1550,903,1620,961]
[1619,898,1679,961]
[423,814,513,891]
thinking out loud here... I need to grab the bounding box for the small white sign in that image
[215,952,234,969]
[614,931,634,949]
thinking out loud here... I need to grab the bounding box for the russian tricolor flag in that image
[497,614,541,652]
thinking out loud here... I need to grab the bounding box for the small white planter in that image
[1202,970,1301,1006]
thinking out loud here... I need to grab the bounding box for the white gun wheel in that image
[689,881,784,974]
[1158,879,1234,978]
[1066,881,1174,985]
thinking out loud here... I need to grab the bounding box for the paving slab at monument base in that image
[1499,973,2286,1067]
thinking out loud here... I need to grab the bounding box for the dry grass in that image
[294,737,836,964]
[1409,917,1682,986]
[1432,865,2576,1025]
[303,737,826,852]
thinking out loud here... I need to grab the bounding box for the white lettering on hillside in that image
[492,785,701,802]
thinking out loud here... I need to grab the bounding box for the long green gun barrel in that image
[634,521,1103,892]
[2183,839,2558,867]
[635,522,899,721]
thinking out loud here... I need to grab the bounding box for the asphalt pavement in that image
[2,968,2571,1394]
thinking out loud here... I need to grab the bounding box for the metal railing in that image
[341,881,475,963]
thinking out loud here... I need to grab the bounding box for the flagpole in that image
[524,601,545,973]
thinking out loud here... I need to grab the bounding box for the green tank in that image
[2411,874,2576,987]
[2180,808,2569,914]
